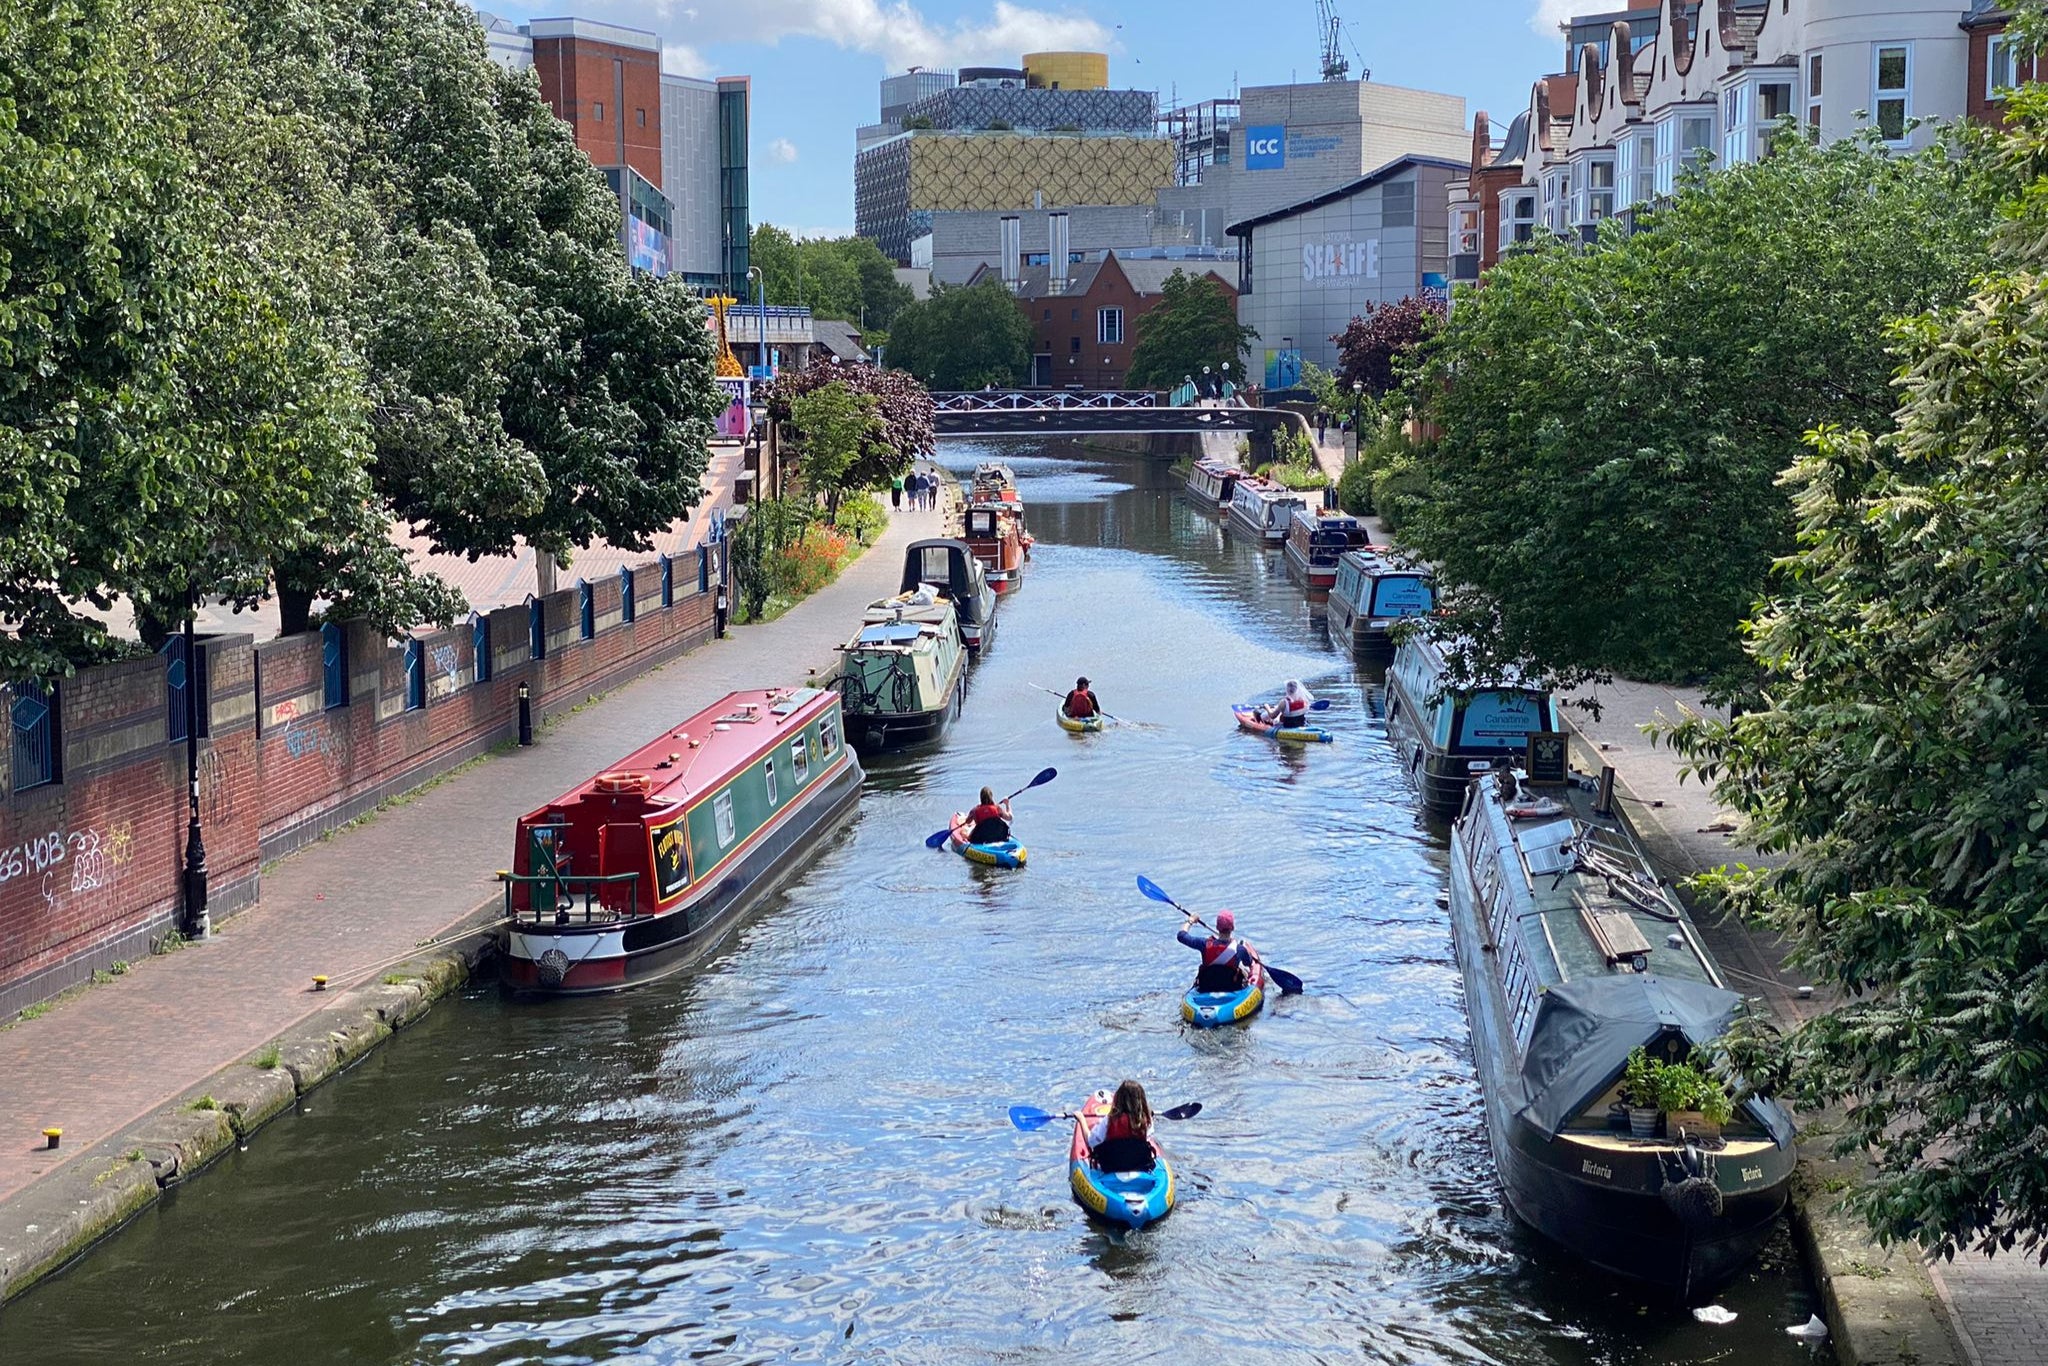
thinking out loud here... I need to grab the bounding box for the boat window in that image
[818,717,840,759]
[791,737,810,784]
[1448,689,1551,754]
[1368,575,1434,618]
[714,790,736,847]
[765,756,779,806]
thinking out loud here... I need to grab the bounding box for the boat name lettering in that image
[1580,1160,1613,1181]
[651,817,689,900]
[1742,1165,1763,1183]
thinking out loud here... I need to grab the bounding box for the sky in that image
[484,0,1573,236]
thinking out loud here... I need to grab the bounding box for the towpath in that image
[0,490,947,1210]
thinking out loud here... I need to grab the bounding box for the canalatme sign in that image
[1302,239,1380,284]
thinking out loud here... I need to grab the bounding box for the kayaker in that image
[1086,1080,1156,1171]
[1063,677,1100,720]
[1262,680,1314,729]
[965,787,1012,844]
[1179,910,1257,993]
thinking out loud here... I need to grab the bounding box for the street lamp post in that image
[745,266,768,379]
[1202,364,1212,398]
[180,585,208,939]
[1350,379,1365,468]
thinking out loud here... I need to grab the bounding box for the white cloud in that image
[558,0,1114,75]
[1528,0,1577,41]
[769,137,799,163]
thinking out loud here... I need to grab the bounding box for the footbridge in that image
[931,391,1301,455]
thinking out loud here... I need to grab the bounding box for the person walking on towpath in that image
[890,473,905,510]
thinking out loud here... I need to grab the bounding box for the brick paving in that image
[0,487,944,1206]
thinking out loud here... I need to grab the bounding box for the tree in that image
[748,227,911,327]
[787,382,884,515]
[1125,270,1256,391]
[1658,92,2048,1263]
[1333,296,1445,396]
[1406,129,2002,692]
[887,279,1033,389]
[764,360,934,491]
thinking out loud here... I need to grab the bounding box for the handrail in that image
[501,869,643,925]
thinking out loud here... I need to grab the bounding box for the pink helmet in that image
[1214,910,1236,936]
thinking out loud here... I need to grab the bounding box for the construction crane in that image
[1317,0,1349,82]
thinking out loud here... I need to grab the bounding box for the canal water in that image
[0,441,1830,1364]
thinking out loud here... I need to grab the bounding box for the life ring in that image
[593,771,653,795]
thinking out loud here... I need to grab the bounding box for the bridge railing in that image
[929,390,1161,412]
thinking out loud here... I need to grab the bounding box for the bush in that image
[1371,450,1432,532]
[1337,459,1375,516]
[771,525,851,598]
[1258,462,1329,493]
[833,494,885,545]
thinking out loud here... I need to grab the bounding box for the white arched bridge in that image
[930,391,1296,443]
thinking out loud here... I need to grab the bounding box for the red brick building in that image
[970,253,1237,389]
[528,17,664,188]
[1963,5,2044,129]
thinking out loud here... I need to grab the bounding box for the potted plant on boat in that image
[1652,1052,1735,1142]
[1622,1047,1663,1139]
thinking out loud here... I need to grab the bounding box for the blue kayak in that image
[949,812,1027,868]
[1181,963,1267,1028]
[1068,1092,1176,1229]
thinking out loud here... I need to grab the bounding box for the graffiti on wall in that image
[1,821,131,908]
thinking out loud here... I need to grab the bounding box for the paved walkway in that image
[0,493,945,1207]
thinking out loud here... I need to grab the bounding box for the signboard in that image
[1525,731,1570,787]
[1421,271,1449,305]
[1457,690,1545,749]
[1263,347,1302,389]
[1244,124,1286,171]
[651,817,689,901]
[1367,575,1434,618]
[714,376,749,439]
[1302,240,1380,285]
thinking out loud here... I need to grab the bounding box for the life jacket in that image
[967,803,1010,843]
[1102,1111,1143,1144]
[1196,937,1251,990]
[1065,690,1097,718]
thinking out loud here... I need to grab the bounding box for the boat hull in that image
[1381,687,1485,817]
[948,812,1027,868]
[1226,504,1288,542]
[1068,1093,1176,1229]
[1282,538,1339,590]
[844,674,961,752]
[1057,708,1105,734]
[1233,704,1333,745]
[503,756,863,996]
[1324,590,1396,657]
[1182,964,1266,1027]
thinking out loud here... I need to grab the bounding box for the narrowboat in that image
[1183,457,1244,511]
[1067,1091,1176,1229]
[961,499,1028,592]
[970,461,1018,500]
[901,538,997,653]
[1385,631,1561,818]
[1225,477,1308,544]
[1281,508,1369,590]
[1448,767,1795,1294]
[503,687,862,995]
[1326,549,1434,656]
[837,589,966,751]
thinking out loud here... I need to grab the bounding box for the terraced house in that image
[1448,0,2025,280]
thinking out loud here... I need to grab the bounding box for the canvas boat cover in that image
[1517,974,1794,1144]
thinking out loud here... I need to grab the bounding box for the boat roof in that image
[1395,628,1548,692]
[855,621,931,646]
[534,687,833,809]
[1338,547,1426,576]
[861,591,954,627]
[1237,479,1305,503]
[1290,508,1361,531]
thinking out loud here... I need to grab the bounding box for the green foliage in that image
[1336,460,1376,517]
[1299,360,1345,412]
[788,382,884,514]
[750,225,912,328]
[1410,129,2003,694]
[887,279,1033,389]
[1258,463,1328,493]
[1126,270,1257,391]
[1622,1047,1734,1124]
[1333,296,1445,396]
[832,494,886,545]
[763,361,934,493]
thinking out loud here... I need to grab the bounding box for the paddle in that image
[1008,1102,1203,1132]
[1031,683,1135,729]
[1136,875,1305,995]
[924,767,1057,848]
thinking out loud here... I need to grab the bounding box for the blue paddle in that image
[924,767,1057,848]
[1136,875,1305,995]
[1238,698,1333,714]
[1009,1101,1203,1132]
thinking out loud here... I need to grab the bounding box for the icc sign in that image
[1245,125,1286,171]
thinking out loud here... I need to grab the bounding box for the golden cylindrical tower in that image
[1023,52,1108,91]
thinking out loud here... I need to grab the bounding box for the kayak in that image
[948,811,1028,868]
[1182,961,1267,1028]
[1067,1090,1176,1229]
[1233,704,1333,745]
[1057,707,1106,734]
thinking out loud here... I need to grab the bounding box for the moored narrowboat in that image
[1281,508,1369,590]
[1385,631,1561,818]
[1183,457,1243,511]
[901,538,997,653]
[838,590,967,750]
[1225,477,1308,544]
[1448,768,1794,1294]
[503,687,862,995]
[961,500,1028,591]
[1326,549,1433,656]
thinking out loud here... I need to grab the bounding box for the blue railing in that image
[528,596,546,661]
[1168,381,1198,407]
[163,635,191,744]
[472,613,492,683]
[10,679,59,792]
[578,581,595,639]
[322,622,348,709]
[403,639,425,711]
[660,555,674,607]
[619,566,636,624]
[698,544,711,593]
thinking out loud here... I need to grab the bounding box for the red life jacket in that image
[1201,936,1246,968]
[1065,690,1097,718]
[967,802,1006,825]
[1103,1111,1143,1144]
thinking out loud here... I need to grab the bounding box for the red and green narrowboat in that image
[502,687,862,995]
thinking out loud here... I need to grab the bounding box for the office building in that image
[661,74,751,291]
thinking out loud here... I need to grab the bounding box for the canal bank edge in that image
[0,928,496,1307]
[1557,717,1966,1366]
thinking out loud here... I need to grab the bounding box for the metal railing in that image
[930,390,1161,412]
[502,869,644,925]
[9,679,59,791]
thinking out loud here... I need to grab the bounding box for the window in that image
[1069,335,1081,353]
[1808,53,1823,129]
[322,622,348,709]
[403,638,425,711]
[791,737,810,784]
[472,612,492,684]
[1721,84,1749,165]
[1070,308,1079,322]
[9,679,59,792]
[578,580,594,639]
[1043,307,1052,320]
[1584,157,1614,224]
[1500,192,1536,248]
[819,717,840,759]
[765,756,779,806]
[619,566,635,624]
[1876,45,1910,143]
[1989,35,2016,101]
[592,101,604,123]
[660,554,674,607]
[636,107,647,127]
[1097,307,1123,344]
[714,790,736,847]
[1680,113,1713,168]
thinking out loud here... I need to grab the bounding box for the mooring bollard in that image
[42,1128,61,1150]
[518,681,533,747]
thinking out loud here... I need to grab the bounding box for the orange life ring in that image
[592,771,653,795]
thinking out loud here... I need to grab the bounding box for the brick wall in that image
[0,547,722,1016]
